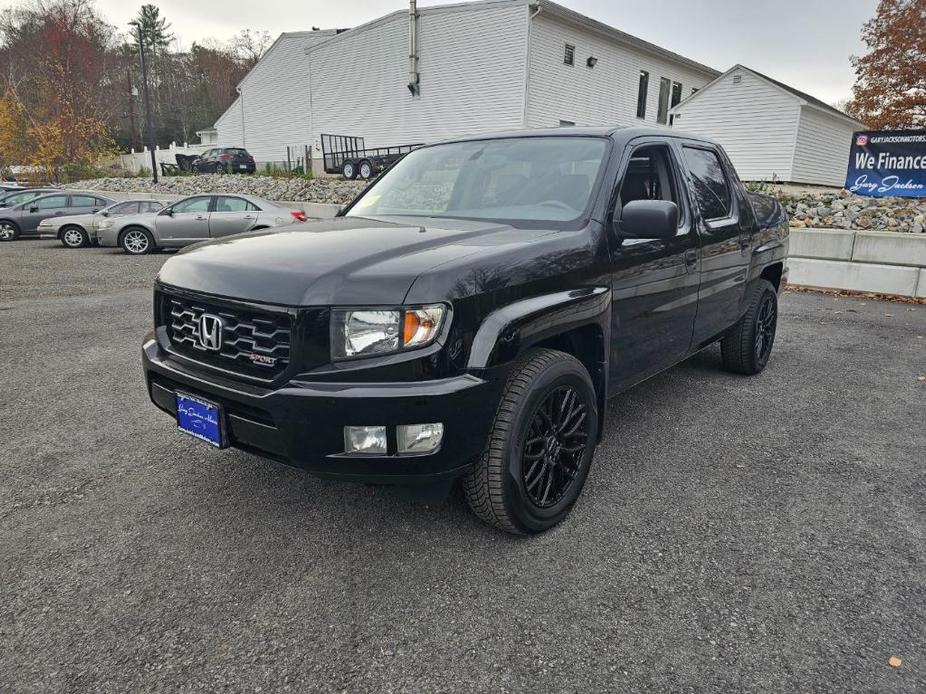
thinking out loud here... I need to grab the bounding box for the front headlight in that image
[331,304,447,360]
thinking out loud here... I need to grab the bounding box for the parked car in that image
[38,199,166,248]
[0,191,115,241]
[0,182,26,193]
[0,188,59,209]
[140,127,789,534]
[191,147,256,174]
[97,194,307,254]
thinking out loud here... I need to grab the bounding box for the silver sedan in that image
[96,194,308,255]
[38,199,166,248]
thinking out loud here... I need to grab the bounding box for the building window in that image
[671,81,683,108]
[636,71,649,119]
[564,44,575,66]
[732,73,743,84]
[657,77,671,124]
[559,120,575,127]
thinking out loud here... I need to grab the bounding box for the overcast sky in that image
[75,0,875,104]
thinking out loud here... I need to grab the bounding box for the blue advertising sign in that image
[845,130,926,198]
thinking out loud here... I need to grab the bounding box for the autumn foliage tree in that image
[0,0,117,180]
[848,0,926,129]
[0,0,266,180]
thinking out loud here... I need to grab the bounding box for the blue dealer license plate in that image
[176,393,225,447]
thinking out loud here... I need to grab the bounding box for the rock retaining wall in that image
[774,189,926,234]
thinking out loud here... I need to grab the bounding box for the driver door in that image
[154,196,213,245]
[608,140,700,391]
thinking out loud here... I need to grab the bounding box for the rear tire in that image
[60,225,90,248]
[0,220,20,241]
[721,279,779,375]
[463,348,598,535]
[120,227,155,255]
[358,159,373,180]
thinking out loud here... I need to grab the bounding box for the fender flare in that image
[467,286,611,370]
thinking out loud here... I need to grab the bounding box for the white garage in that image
[669,64,865,186]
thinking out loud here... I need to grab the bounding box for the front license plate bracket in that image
[176,392,227,448]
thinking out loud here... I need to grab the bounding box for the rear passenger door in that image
[209,196,258,238]
[608,140,700,391]
[679,143,752,345]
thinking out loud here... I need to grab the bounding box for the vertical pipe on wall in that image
[408,0,419,95]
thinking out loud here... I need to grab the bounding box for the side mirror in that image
[100,211,110,217]
[29,205,38,213]
[162,207,174,216]
[617,200,678,240]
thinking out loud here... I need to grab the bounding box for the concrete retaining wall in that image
[789,228,926,298]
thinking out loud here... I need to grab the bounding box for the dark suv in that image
[142,127,789,534]
[191,147,256,174]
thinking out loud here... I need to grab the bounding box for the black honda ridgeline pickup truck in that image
[143,127,789,534]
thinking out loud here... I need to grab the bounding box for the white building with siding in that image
[670,65,865,186]
[213,0,720,170]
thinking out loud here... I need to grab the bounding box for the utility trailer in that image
[321,134,422,180]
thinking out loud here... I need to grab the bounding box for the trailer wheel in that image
[342,160,357,179]
[358,159,374,180]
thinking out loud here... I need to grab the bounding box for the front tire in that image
[60,225,90,248]
[120,227,155,255]
[463,348,598,535]
[0,220,20,241]
[342,161,357,179]
[721,279,779,375]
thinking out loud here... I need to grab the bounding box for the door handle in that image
[195,215,207,220]
[684,249,698,273]
[243,215,256,220]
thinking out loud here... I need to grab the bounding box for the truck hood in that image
[156,215,555,306]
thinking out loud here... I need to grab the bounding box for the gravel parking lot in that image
[1,240,924,693]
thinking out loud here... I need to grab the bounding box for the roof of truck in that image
[435,126,711,145]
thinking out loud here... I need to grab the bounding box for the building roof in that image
[671,64,864,127]
[535,1,719,78]
[302,0,721,79]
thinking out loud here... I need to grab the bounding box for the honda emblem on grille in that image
[198,313,224,351]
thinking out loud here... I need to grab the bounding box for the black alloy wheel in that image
[463,348,599,534]
[721,279,779,375]
[754,291,777,365]
[521,385,589,508]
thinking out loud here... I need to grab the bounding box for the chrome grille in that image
[162,295,292,377]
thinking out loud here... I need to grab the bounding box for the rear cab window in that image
[682,146,732,221]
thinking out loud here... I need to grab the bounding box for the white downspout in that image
[522,3,542,128]
[408,0,420,95]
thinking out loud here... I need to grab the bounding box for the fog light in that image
[397,423,444,454]
[344,426,387,455]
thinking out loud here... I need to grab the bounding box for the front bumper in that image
[142,335,502,483]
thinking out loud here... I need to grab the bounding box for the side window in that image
[214,196,252,213]
[144,202,163,212]
[682,147,732,221]
[108,202,132,215]
[617,146,680,218]
[35,195,68,209]
[172,197,212,214]
[70,195,98,208]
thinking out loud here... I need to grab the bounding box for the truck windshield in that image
[346,137,608,224]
